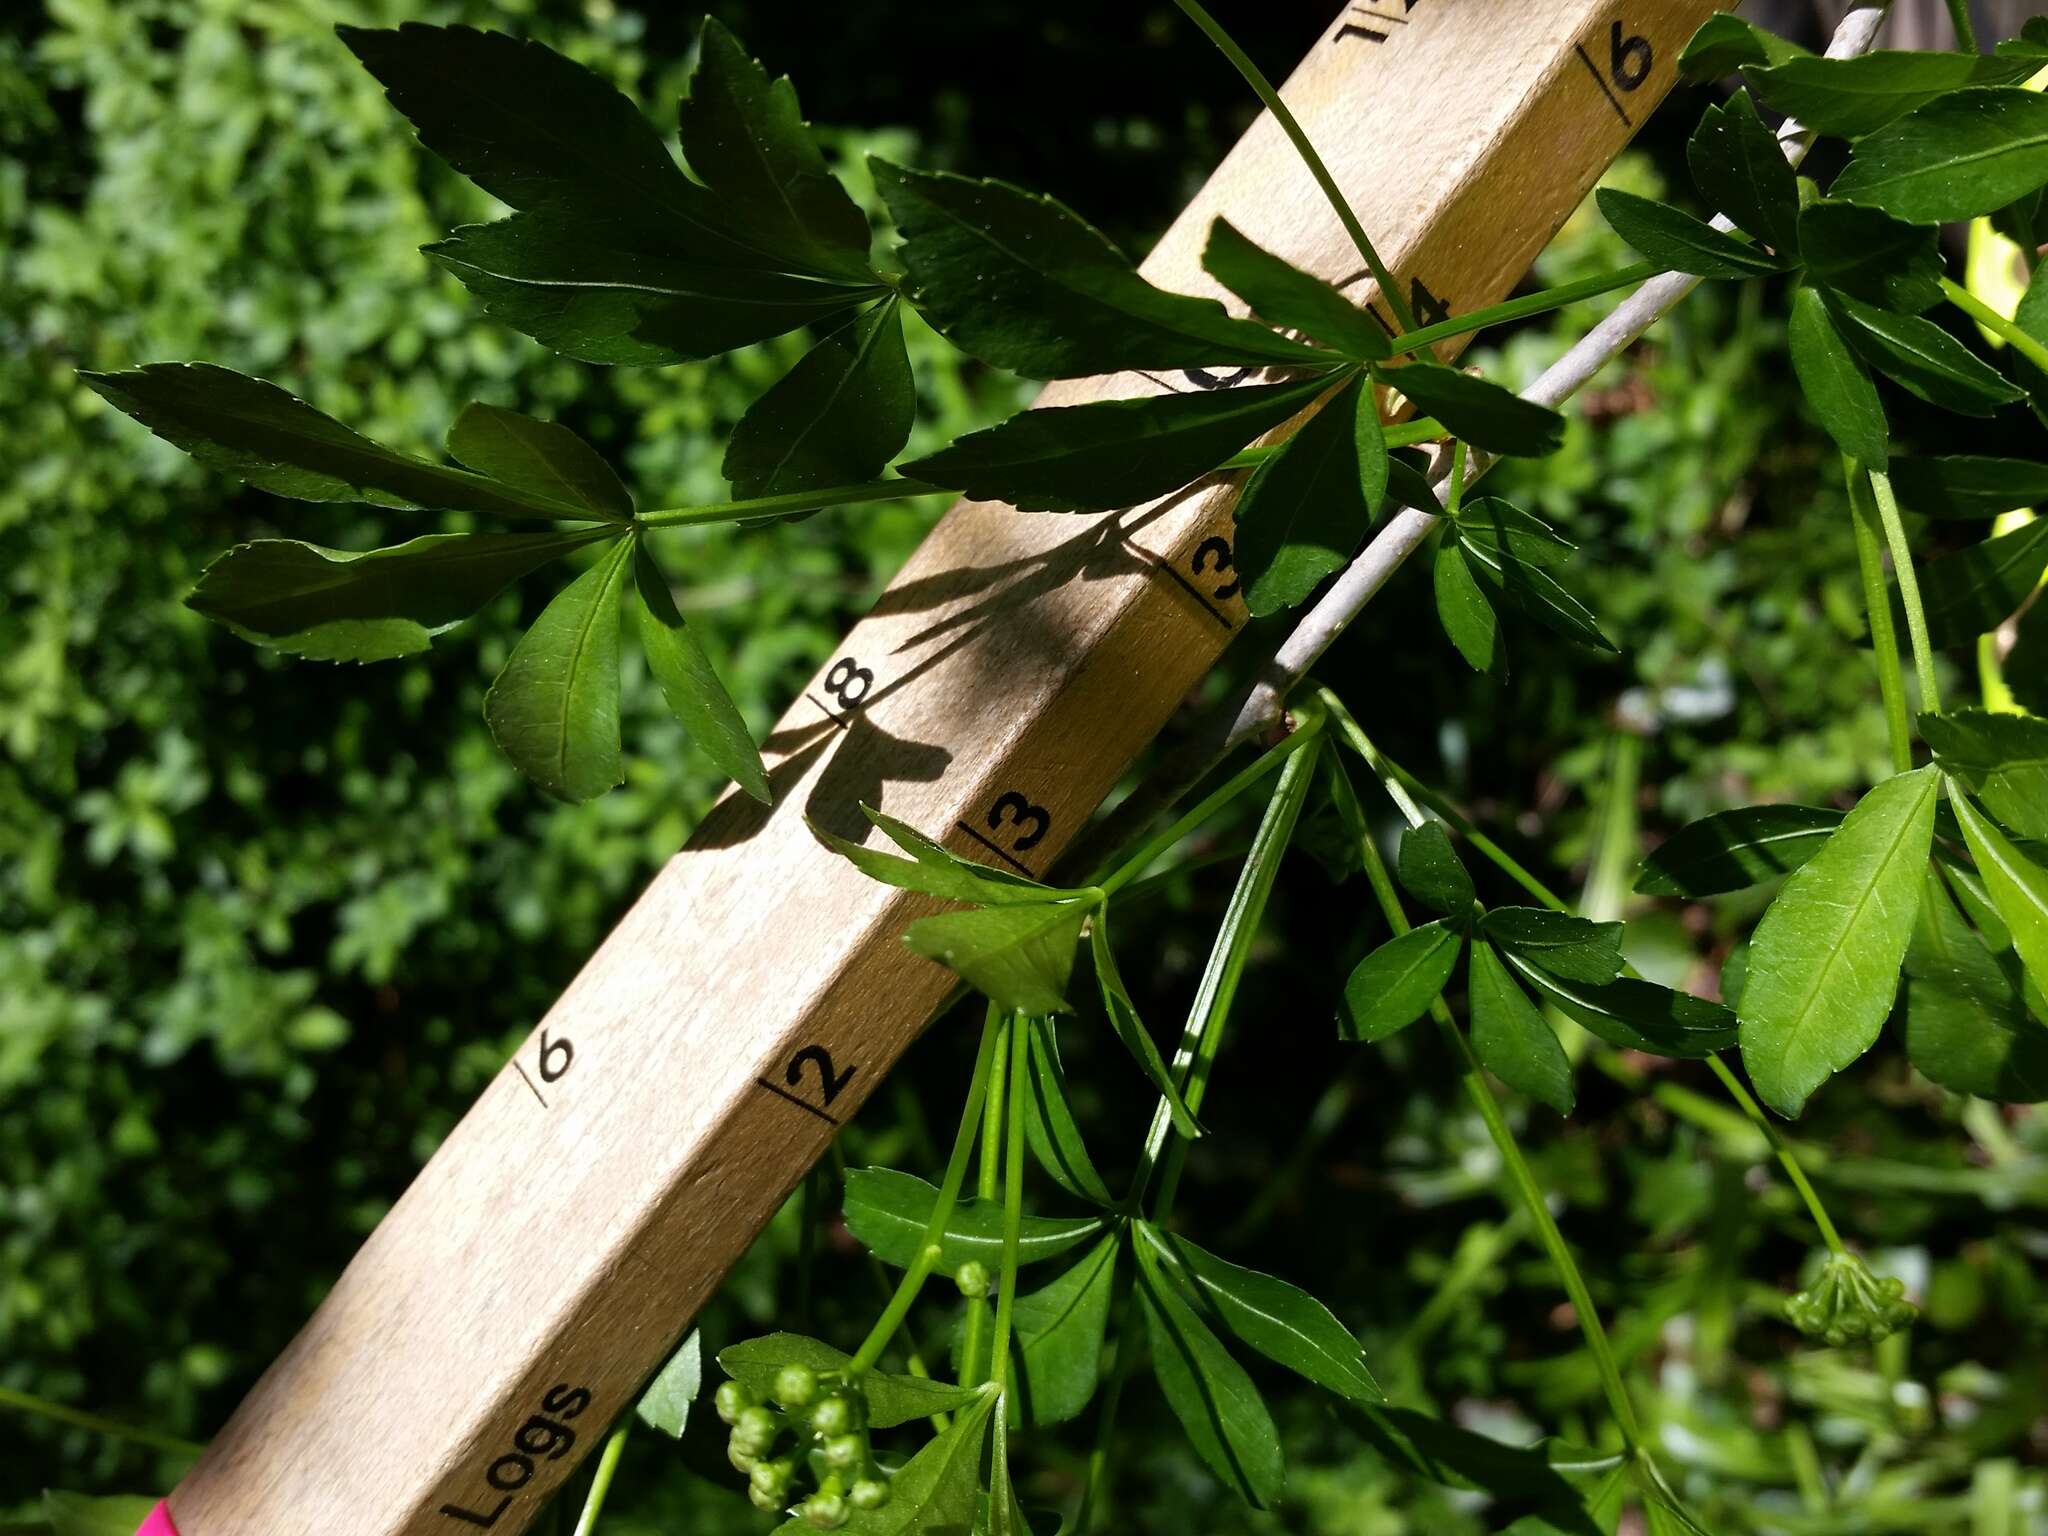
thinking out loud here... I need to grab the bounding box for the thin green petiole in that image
[1445,439,1469,517]
[958,1011,1012,1386]
[1848,460,1917,773]
[0,1384,205,1458]
[1169,0,1417,332]
[1385,262,1663,356]
[987,1011,1032,1389]
[1221,415,1446,472]
[1706,1057,1847,1256]
[1943,0,1978,56]
[1941,275,2048,374]
[570,1421,629,1536]
[637,476,948,529]
[1867,467,1943,717]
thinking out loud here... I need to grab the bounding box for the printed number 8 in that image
[824,656,873,707]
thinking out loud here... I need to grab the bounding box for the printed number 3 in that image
[989,791,1051,851]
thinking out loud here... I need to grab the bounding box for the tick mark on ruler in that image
[511,1059,548,1109]
[753,1077,841,1125]
[805,692,851,731]
[1150,555,1237,630]
[1574,43,1632,126]
[955,820,1036,876]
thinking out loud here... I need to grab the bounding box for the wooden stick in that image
[166,5,1721,1531]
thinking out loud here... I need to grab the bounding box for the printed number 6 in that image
[537,1028,574,1083]
[1609,21,1651,90]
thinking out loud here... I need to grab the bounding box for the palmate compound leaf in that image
[724,297,913,499]
[769,1386,999,1536]
[1092,907,1202,1138]
[1339,920,1463,1042]
[840,1167,1103,1272]
[631,547,770,803]
[1635,804,1845,897]
[1468,938,1574,1114]
[1888,455,2048,519]
[484,536,636,803]
[82,364,610,520]
[634,1329,701,1437]
[1744,51,2039,140]
[186,528,616,663]
[873,161,1328,379]
[1001,1232,1120,1426]
[1950,790,2048,995]
[1798,202,1943,314]
[1825,290,2023,418]
[1020,1017,1114,1206]
[1902,863,2048,1103]
[1233,373,1388,615]
[1498,949,1737,1059]
[1832,87,2048,225]
[903,372,1334,513]
[716,1333,983,1428]
[1687,90,1799,254]
[1737,766,1939,1117]
[1594,188,1787,279]
[447,403,633,519]
[1456,518,1615,654]
[1133,1233,1284,1509]
[1136,1221,1380,1401]
[1923,710,2048,839]
[1786,286,1888,466]
[903,901,1094,1014]
[1479,907,1626,985]
[1396,820,1475,917]
[1913,517,2048,647]
[1200,218,1389,360]
[1377,361,1565,457]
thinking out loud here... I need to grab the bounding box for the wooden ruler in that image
[165,4,1719,1531]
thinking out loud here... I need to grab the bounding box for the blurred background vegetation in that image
[4,0,2043,1531]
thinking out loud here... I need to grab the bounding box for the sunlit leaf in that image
[1480,907,1625,984]
[842,1168,1104,1272]
[1234,374,1387,615]
[631,547,769,802]
[1434,541,1506,675]
[1688,91,1799,252]
[1902,864,2048,1103]
[1745,52,2037,139]
[1339,921,1462,1042]
[1922,710,2048,839]
[769,1386,998,1533]
[1951,790,2048,994]
[1832,87,2048,224]
[903,901,1092,1013]
[634,1330,701,1437]
[1787,286,1888,465]
[718,1333,983,1429]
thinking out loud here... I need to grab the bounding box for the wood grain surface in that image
[168,4,1721,1531]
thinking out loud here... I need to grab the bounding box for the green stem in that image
[1076,1284,1140,1532]
[0,1385,205,1458]
[570,1422,629,1536]
[988,1012,1031,1388]
[1445,439,1469,517]
[1386,262,1663,356]
[638,476,947,529]
[1706,1056,1847,1256]
[1168,0,1417,332]
[1868,467,1943,717]
[1944,0,1979,55]
[847,1006,1004,1375]
[1848,460,1917,774]
[1942,275,2048,373]
[958,1011,1012,1386]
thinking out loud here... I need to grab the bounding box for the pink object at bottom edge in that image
[138,1501,179,1536]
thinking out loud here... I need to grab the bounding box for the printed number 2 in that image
[788,1045,856,1106]
[1609,20,1651,90]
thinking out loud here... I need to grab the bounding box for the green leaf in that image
[1397,820,1474,917]
[904,374,1331,513]
[1679,16,1809,80]
[1434,542,1506,675]
[42,1492,163,1536]
[1902,864,2048,1103]
[1457,521,1616,653]
[185,529,611,663]
[1383,445,1441,513]
[678,20,872,276]
[1595,188,1786,279]
[1134,1236,1284,1508]
[873,161,1327,378]
[339,23,778,268]
[1737,767,1940,1117]
[1379,362,1565,456]
[447,403,633,520]
[484,537,634,802]
[1746,52,2038,139]
[1888,455,2048,519]
[428,214,872,366]
[769,1386,998,1534]
[1501,954,1738,1060]
[1798,202,1943,314]
[1234,375,1387,615]
[850,805,1062,902]
[1339,921,1463,1042]
[631,547,769,803]
[1093,909,1202,1138]
[903,901,1092,1013]
[1922,710,2048,839]
[840,1168,1104,1272]
[1004,1233,1119,1426]
[1951,790,2048,995]
[1201,219,1388,359]
[1914,518,2048,647]
[1635,804,1845,896]
[634,1330,701,1437]
[718,1333,983,1430]
[1468,939,1574,1114]
[1787,286,1888,465]
[724,298,912,499]
[1826,291,2022,417]
[1137,1221,1380,1401]
[1454,498,1576,567]
[82,364,593,519]
[1340,1403,1622,1524]
[1831,88,2048,224]
[1480,907,1625,984]
[1020,1018,1114,1206]
[1688,91,1800,253]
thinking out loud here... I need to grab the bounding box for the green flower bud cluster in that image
[953,1260,991,1299]
[714,1364,892,1527]
[1784,1253,1917,1346]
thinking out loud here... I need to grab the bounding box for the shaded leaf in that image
[874,161,1326,378]
[1380,362,1564,456]
[1903,864,2048,1103]
[905,374,1331,513]
[1636,804,1844,897]
[1138,1221,1380,1401]
[1798,201,1942,313]
[448,403,633,519]
[724,297,913,498]
[1832,88,2048,224]
[903,902,1092,1013]
[43,1493,162,1536]
[1787,286,1888,465]
[1340,1403,1621,1531]
[1922,710,2048,839]
[1383,445,1441,513]
[1458,524,1615,654]
[1595,188,1785,278]
[1480,907,1625,984]
[1339,921,1462,1042]
[1888,455,2048,519]
[1004,1234,1119,1426]
[1021,1017,1114,1206]
[1951,790,2048,994]
[841,1168,1104,1273]
[1688,91,1800,252]
[1826,291,2022,417]
[1679,16,1809,80]
[1501,952,1737,1059]
[1202,219,1388,359]
[631,547,769,802]
[718,1333,983,1430]
[1397,820,1474,917]
[1469,939,1574,1114]
[634,1330,701,1437]
[1746,52,2037,139]
[1454,498,1575,567]
[1914,517,2048,647]
[1093,909,1202,1137]
[1234,374,1386,615]
[1434,541,1506,675]
[1737,767,1939,1117]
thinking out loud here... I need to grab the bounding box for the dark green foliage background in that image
[6,2,2043,1530]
